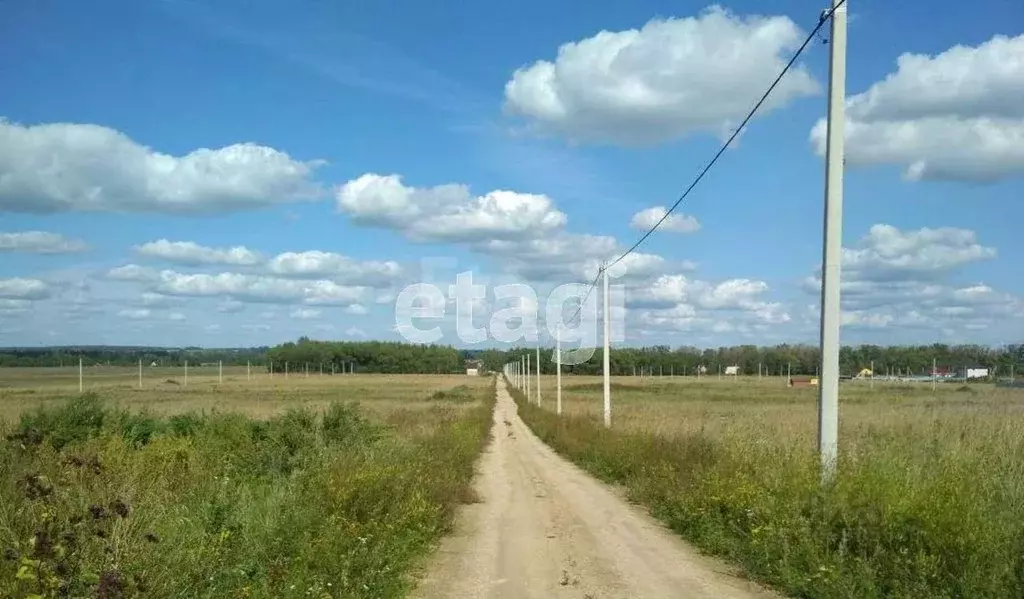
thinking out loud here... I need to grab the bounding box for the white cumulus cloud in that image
[266,250,401,286]
[0,119,323,213]
[153,270,365,306]
[842,224,996,281]
[802,224,1021,334]
[0,231,88,253]
[336,173,567,242]
[0,278,51,300]
[629,207,700,234]
[107,264,160,282]
[136,239,262,266]
[504,6,819,145]
[810,34,1024,181]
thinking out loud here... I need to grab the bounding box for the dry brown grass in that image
[0,366,490,423]
[535,374,1024,448]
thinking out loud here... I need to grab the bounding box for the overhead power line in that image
[607,0,847,271]
[564,0,849,328]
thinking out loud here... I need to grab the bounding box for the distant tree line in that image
[265,338,465,374]
[0,346,269,368]
[482,343,1024,377]
[3,341,1021,377]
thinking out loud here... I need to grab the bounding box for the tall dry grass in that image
[515,375,1024,598]
[1,376,495,598]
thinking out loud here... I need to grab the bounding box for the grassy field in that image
[0,366,482,422]
[515,374,1024,598]
[1,370,494,599]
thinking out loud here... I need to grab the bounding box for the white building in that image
[725,365,739,376]
[966,368,989,379]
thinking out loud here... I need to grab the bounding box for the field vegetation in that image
[513,375,1024,598]
[1,371,494,598]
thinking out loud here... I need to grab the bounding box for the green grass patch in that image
[426,385,476,403]
[510,380,1024,598]
[1,379,495,598]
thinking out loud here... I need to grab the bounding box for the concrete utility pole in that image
[79,357,83,393]
[556,336,562,415]
[184,360,188,387]
[932,358,937,392]
[870,360,874,389]
[536,346,542,406]
[526,353,531,403]
[816,0,847,484]
[139,359,143,388]
[247,360,251,381]
[219,360,223,384]
[602,263,611,428]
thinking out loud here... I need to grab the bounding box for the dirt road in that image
[412,377,779,599]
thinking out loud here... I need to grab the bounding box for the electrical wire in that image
[563,0,847,326]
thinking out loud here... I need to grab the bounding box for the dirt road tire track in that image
[411,377,780,599]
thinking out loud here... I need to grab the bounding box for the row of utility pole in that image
[503,340,564,416]
[502,0,849,484]
[72,359,365,391]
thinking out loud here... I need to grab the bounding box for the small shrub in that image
[167,412,204,437]
[322,402,378,446]
[116,412,166,448]
[427,385,476,402]
[17,393,107,450]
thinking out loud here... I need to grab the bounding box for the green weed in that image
[0,379,495,598]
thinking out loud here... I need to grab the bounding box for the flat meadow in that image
[516,374,1024,598]
[0,367,494,599]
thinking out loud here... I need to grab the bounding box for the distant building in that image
[466,368,480,376]
[464,358,482,376]
[724,365,739,376]
[789,375,818,388]
[965,367,989,379]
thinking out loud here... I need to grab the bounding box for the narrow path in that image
[412,377,780,599]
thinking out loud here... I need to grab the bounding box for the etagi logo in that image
[393,270,627,365]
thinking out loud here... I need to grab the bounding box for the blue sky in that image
[1,0,1022,349]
